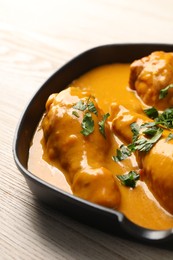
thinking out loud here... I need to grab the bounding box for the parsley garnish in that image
[73,97,98,115]
[166,133,173,142]
[81,112,94,136]
[112,145,132,162]
[142,125,159,136]
[117,171,140,188]
[132,127,163,152]
[72,111,80,118]
[155,108,173,129]
[73,97,110,137]
[98,113,110,138]
[113,123,163,161]
[113,105,173,189]
[144,107,173,129]
[130,122,140,142]
[73,100,87,111]
[73,97,98,136]
[144,107,159,119]
[159,84,173,100]
[87,101,98,115]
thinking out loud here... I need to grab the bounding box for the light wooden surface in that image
[1,0,173,259]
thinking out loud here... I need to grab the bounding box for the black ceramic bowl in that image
[13,43,173,244]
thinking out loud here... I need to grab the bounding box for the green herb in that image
[130,122,140,142]
[73,97,98,115]
[81,112,94,136]
[73,100,87,111]
[112,145,132,162]
[73,97,98,136]
[144,107,159,119]
[166,133,173,142]
[117,171,140,188]
[132,127,163,152]
[87,101,98,115]
[143,106,173,130]
[140,122,156,128]
[98,113,110,138]
[159,84,173,99]
[142,125,159,136]
[155,108,173,129]
[72,111,80,118]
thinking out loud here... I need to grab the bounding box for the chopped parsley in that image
[73,100,87,111]
[144,106,173,129]
[73,97,97,136]
[81,112,94,136]
[131,127,163,152]
[144,107,159,119]
[73,96,98,114]
[113,104,173,189]
[155,108,173,129]
[73,97,109,137]
[130,122,140,142]
[117,171,140,188]
[114,123,163,160]
[142,125,160,136]
[87,101,98,115]
[166,133,173,142]
[72,111,80,118]
[159,84,173,100]
[112,145,132,162]
[98,113,110,138]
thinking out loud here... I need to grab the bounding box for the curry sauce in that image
[28,63,173,230]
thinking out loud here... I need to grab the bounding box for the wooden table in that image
[1,0,173,259]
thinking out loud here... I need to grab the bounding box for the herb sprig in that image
[72,97,109,137]
[117,171,140,188]
[144,107,173,129]
[81,112,94,136]
[112,145,132,162]
[98,113,110,138]
[129,127,163,152]
[159,84,173,100]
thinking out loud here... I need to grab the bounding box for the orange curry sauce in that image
[28,64,173,230]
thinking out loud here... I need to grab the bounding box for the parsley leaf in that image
[144,107,159,119]
[87,101,98,115]
[73,97,99,136]
[166,133,173,142]
[73,100,87,111]
[159,84,173,100]
[72,111,80,118]
[143,106,173,130]
[112,145,132,162]
[142,125,159,136]
[155,108,173,129]
[98,113,110,138]
[117,171,140,188]
[133,127,163,152]
[81,112,94,136]
[130,122,140,142]
[140,122,156,128]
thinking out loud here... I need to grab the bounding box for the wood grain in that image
[1,0,173,259]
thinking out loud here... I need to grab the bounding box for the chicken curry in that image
[28,51,173,230]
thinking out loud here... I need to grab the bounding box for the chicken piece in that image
[129,51,173,110]
[41,87,121,209]
[111,103,173,215]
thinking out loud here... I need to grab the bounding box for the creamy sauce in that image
[28,64,173,230]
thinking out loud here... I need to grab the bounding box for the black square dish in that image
[13,43,173,243]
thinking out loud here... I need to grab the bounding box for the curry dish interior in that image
[28,60,173,230]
